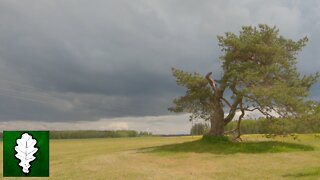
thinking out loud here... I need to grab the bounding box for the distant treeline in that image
[190,116,320,135]
[159,134,190,137]
[50,130,153,139]
[0,130,152,139]
[225,117,320,134]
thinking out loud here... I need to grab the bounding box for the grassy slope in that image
[149,135,314,154]
[0,134,319,179]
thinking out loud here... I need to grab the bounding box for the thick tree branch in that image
[205,72,217,91]
[267,105,286,118]
[224,97,242,125]
[257,108,273,118]
[224,78,242,124]
[235,102,245,139]
[221,97,232,108]
[224,102,245,140]
[243,95,274,118]
[243,107,259,111]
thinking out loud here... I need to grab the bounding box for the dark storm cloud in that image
[0,0,319,126]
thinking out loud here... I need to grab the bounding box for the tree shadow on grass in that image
[282,167,320,178]
[142,136,314,154]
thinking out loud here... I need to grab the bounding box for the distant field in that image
[0,134,319,179]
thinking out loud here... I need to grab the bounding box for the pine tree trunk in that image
[209,96,225,136]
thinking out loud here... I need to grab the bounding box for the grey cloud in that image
[0,0,319,126]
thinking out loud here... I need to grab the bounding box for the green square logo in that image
[3,131,49,177]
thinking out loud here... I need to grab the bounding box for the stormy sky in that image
[0,0,319,134]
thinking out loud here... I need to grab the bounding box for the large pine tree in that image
[169,24,319,137]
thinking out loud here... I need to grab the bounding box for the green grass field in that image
[0,134,319,179]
